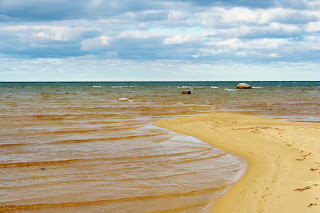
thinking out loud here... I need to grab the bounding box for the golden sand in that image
[154,112,320,212]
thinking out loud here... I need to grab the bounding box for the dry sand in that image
[154,112,320,213]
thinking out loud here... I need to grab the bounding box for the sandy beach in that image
[154,112,320,212]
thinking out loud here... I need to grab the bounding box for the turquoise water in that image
[0,81,319,212]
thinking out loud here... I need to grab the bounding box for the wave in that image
[177,86,193,89]
[0,149,209,168]
[224,89,237,92]
[0,185,230,211]
[211,86,219,89]
[111,86,135,88]
[119,98,129,101]
[47,134,161,145]
[0,143,30,147]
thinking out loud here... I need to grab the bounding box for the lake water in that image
[0,81,319,212]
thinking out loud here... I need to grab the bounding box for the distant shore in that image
[154,112,320,212]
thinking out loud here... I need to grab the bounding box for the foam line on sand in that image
[154,112,320,212]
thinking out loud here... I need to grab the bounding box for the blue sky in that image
[0,0,320,81]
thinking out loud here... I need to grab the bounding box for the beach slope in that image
[154,112,320,212]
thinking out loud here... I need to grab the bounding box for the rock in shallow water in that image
[181,91,192,94]
[237,83,252,89]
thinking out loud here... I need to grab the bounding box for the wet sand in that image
[154,112,320,212]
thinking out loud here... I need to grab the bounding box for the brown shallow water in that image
[0,81,319,212]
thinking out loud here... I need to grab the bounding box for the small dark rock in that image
[41,168,46,171]
[181,91,192,94]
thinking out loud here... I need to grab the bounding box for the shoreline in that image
[154,112,320,212]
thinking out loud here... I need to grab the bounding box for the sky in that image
[0,0,320,81]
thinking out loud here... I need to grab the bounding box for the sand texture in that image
[154,112,320,213]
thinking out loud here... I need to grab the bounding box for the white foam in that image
[177,86,193,89]
[112,86,135,88]
[149,125,207,145]
[252,87,262,89]
[224,89,237,92]
[119,98,129,101]
[169,134,205,144]
[211,86,218,89]
[93,86,101,88]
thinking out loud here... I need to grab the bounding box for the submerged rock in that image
[181,91,192,94]
[237,83,252,89]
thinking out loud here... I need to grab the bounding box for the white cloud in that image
[163,34,192,44]
[81,35,111,50]
[306,0,320,9]
[258,8,291,24]
[163,32,205,44]
[3,25,90,41]
[215,22,301,39]
[222,8,258,24]
[302,35,320,50]
[197,48,225,56]
[269,53,279,58]
[236,51,247,56]
[117,30,163,39]
[168,10,186,21]
[200,7,316,28]
[206,38,288,50]
[32,29,72,41]
[305,21,320,32]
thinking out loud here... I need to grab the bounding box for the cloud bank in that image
[0,0,320,80]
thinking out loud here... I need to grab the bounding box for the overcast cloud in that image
[0,0,320,81]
